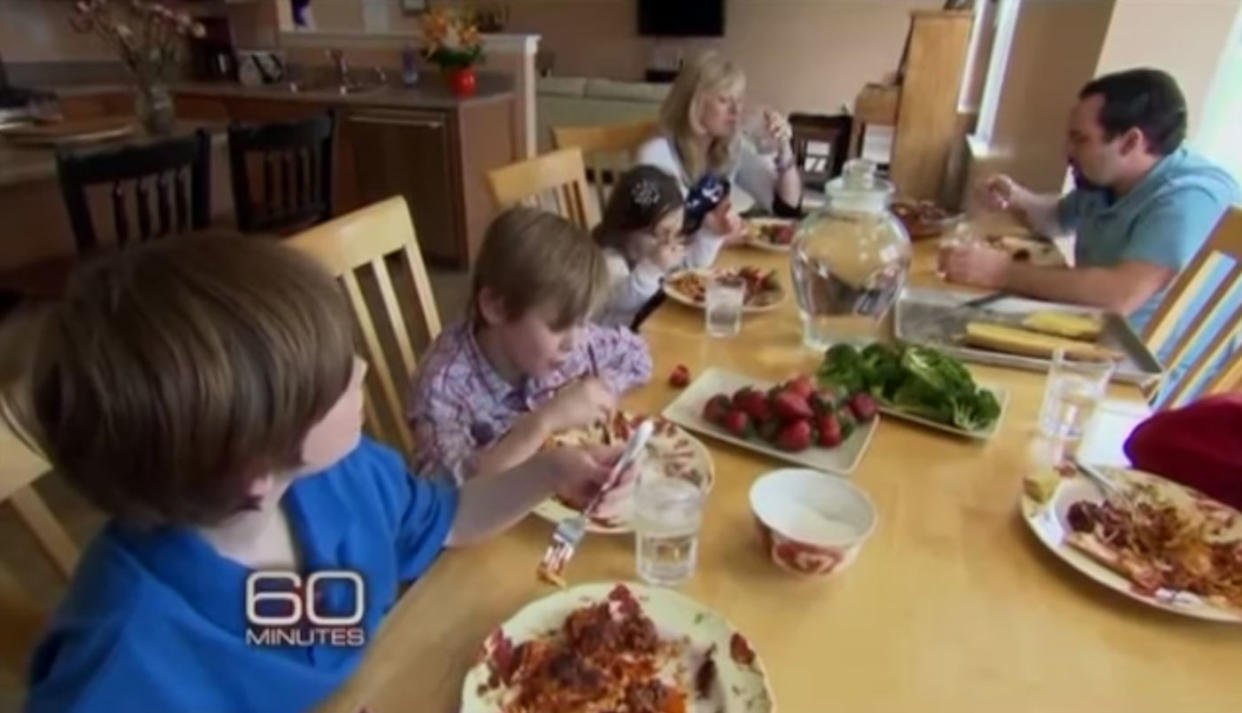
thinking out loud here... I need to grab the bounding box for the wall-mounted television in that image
[637,0,725,37]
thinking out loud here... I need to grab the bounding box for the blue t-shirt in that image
[1057,146,1240,332]
[24,438,459,713]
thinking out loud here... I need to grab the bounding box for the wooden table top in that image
[316,237,1240,713]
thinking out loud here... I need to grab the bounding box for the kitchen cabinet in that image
[339,109,460,264]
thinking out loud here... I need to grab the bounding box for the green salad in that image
[817,343,1001,432]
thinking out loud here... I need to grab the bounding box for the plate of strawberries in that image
[661,367,879,475]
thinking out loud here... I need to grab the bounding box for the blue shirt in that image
[1058,146,1239,331]
[25,438,459,713]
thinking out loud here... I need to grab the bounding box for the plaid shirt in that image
[406,320,652,480]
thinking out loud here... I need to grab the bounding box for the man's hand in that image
[942,244,1013,290]
[538,378,616,435]
[977,174,1029,213]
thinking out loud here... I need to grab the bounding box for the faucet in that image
[327,48,349,88]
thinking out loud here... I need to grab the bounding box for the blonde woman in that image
[637,51,802,268]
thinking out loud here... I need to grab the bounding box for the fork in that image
[1072,457,1131,505]
[537,419,655,586]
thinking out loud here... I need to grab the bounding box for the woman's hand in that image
[764,109,793,145]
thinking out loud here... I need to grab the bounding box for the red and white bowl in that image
[749,469,877,577]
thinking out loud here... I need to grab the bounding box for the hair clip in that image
[630,179,661,207]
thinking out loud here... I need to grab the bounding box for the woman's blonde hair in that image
[659,50,746,184]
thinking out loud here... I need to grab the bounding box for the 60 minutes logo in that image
[244,570,366,647]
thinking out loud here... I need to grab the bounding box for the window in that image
[974,0,1023,146]
[1196,4,1242,184]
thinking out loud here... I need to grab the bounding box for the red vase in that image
[446,66,477,97]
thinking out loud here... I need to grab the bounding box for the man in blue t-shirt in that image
[944,68,1239,333]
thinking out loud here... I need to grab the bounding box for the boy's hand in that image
[547,445,637,513]
[540,377,617,434]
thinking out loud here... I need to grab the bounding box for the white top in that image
[596,248,668,328]
[636,134,779,267]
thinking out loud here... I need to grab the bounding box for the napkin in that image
[1124,393,1242,510]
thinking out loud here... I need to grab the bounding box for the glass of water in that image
[634,461,704,587]
[936,222,979,280]
[1038,349,1115,453]
[704,276,744,337]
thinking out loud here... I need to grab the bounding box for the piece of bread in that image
[1020,310,1105,341]
[964,322,1124,361]
[1023,468,1062,504]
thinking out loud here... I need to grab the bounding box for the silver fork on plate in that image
[537,419,655,586]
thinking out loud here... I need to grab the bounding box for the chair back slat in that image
[1143,207,1242,407]
[486,147,600,229]
[155,173,172,235]
[229,111,336,234]
[55,130,211,252]
[285,196,441,462]
[551,119,657,213]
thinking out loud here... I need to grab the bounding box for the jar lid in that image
[824,159,894,214]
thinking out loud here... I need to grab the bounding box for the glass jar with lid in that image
[790,159,911,348]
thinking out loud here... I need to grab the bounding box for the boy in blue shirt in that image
[944,68,1240,333]
[3,235,626,713]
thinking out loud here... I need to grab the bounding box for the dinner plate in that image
[877,383,1009,440]
[461,582,775,713]
[662,367,878,475]
[1020,466,1242,623]
[663,268,787,315]
[533,413,715,534]
[743,217,796,253]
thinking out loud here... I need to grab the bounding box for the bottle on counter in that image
[401,44,420,87]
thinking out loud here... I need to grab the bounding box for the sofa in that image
[535,76,671,152]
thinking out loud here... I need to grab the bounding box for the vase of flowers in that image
[70,0,205,135]
[420,7,483,97]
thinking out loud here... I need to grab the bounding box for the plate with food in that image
[817,342,1008,440]
[463,582,774,713]
[890,198,962,239]
[743,218,797,252]
[662,368,878,475]
[982,233,1065,268]
[537,412,714,534]
[663,267,786,314]
[1021,465,1242,622]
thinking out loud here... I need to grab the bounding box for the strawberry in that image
[774,419,813,452]
[732,386,758,408]
[810,387,840,415]
[756,417,781,444]
[837,407,857,440]
[761,270,779,291]
[816,412,843,448]
[770,389,814,422]
[669,364,691,388]
[734,389,770,421]
[702,394,731,425]
[722,409,752,438]
[848,392,878,422]
[787,374,815,400]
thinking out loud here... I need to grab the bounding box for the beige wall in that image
[327,0,944,116]
[985,0,1116,192]
[1,0,112,62]
[1095,0,1242,139]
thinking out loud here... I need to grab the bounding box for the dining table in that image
[314,228,1241,713]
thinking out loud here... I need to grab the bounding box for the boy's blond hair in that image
[659,50,746,183]
[0,234,355,527]
[471,207,607,329]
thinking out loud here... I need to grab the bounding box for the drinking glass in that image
[704,276,744,337]
[936,222,979,280]
[1038,349,1115,454]
[634,460,704,587]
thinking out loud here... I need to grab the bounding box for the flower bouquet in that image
[420,6,484,97]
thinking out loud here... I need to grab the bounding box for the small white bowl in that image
[749,468,877,576]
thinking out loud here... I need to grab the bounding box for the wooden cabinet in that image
[339,109,462,265]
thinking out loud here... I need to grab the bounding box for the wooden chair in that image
[286,196,442,461]
[551,119,656,211]
[1143,207,1242,408]
[486,147,600,230]
[56,129,211,252]
[228,111,336,234]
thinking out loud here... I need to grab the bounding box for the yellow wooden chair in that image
[286,196,442,461]
[486,147,601,230]
[1143,207,1242,408]
[552,119,658,212]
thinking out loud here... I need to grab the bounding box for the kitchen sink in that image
[283,81,385,96]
